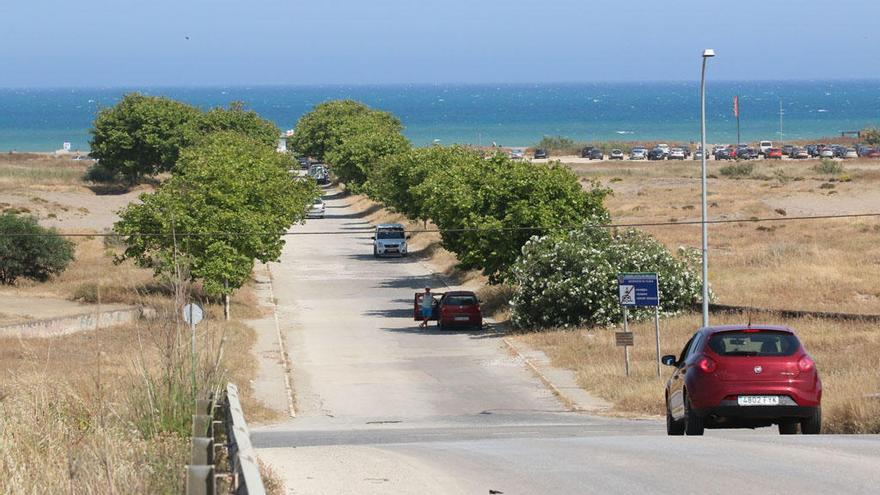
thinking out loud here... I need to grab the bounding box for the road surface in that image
[254,187,880,494]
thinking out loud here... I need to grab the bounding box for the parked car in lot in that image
[534,148,548,159]
[791,147,809,159]
[766,148,783,159]
[609,149,624,160]
[715,148,732,160]
[509,148,525,160]
[413,290,482,330]
[656,143,670,157]
[630,148,647,160]
[843,148,858,159]
[819,148,835,158]
[309,164,329,184]
[668,148,686,160]
[372,223,409,257]
[663,324,822,436]
[648,148,666,160]
[306,197,325,218]
[581,146,594,158]
[759,140,773,155]
[588,148,604,160]
[781,145,795,156]
[693,148,703,160]
[867,148,880,158]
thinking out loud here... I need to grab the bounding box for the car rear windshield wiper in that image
[722,351,761,356]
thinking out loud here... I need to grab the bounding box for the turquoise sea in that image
[1,81,879,152]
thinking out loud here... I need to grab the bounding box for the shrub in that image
[719,162,754,178]
[813,158,843,175]
[509,228,703,329]
[0,213,75,284]
[863,127,880,146]
[83,161,121,183]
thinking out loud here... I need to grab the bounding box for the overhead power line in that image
[1,212,879,237]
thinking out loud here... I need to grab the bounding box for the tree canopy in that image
[0,213,75,285]
[113,132,318,295]
[89,94,281,183]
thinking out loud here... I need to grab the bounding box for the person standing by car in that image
[419,287,434,328]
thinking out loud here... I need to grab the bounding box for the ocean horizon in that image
[1,80,879,152]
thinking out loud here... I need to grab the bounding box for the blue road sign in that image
[617,272,659,307]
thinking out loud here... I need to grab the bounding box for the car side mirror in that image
[661,355,677,367]
[370,236,375,240]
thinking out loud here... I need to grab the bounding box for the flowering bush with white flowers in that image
[510,228,704,329]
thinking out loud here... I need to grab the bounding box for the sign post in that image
[183,303,204,397]
[617,272,662,377]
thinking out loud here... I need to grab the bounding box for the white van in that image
[759,141,773,154]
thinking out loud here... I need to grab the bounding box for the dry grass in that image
[0,153,89,190]
[0,232,275,491]
[565,158,880,315]
[516,312,880,433]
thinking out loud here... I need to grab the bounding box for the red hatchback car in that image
[663,325,821,436]
[766,148,783,159]
[413,291,483,330]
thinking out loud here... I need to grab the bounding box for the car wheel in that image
[778,422,799,435]
[801,408,821,434]
[666,401,685,436]
[684,395,704,436]
[373,247,379,258]
[438,320,444,331]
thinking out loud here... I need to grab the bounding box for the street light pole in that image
[700,49,715,328]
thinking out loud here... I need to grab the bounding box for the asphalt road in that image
[254,187,880,495]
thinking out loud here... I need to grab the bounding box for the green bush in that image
[813,158,843,175]
[719,162,755,178]
[83,161,121,183]
[0,213,75,284]
[863,127,880,146]
[509,228,703,329]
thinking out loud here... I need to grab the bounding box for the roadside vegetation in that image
[0,213,74,284]
[1,95,312,491]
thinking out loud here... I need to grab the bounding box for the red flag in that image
[733,96,739,118]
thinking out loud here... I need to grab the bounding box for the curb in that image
[261,264,297,418]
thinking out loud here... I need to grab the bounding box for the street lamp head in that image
[702,49,716,58]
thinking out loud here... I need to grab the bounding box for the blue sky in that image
[2,0,878,87]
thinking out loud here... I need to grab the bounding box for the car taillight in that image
[798,355,815,372]
[698,356,716,373]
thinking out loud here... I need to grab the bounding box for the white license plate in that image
[737,395,780,406]
[454,316,470,321]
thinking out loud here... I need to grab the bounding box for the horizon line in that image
[2,78,880,91]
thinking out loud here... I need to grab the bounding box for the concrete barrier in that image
[0,306,150,338]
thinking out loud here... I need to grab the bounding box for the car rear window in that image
[445,295,477,306]
[708,331,800,357]
[377,229,404,239]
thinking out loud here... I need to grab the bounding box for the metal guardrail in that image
[186,383,267,495]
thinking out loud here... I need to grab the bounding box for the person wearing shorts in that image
[419,287,433,328]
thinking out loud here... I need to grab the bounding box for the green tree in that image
[324,112,410,188]
[863,128,880,146]
[411,149,610,282]
[89,93,201,183]
[0,213,75,284]
[289,100,403,161]
[191,102,281,150]
[114,132,318,295]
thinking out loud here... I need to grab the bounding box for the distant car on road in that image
[714,148,732,160]
[609,149,624,160]
[693,148,703,160]
[663,325,822,436]
[656,143,670,157]
[843,148,858,159]
[309,164,329,185]
[782,145,795,156]
[866,148,880,158]
[588,149,604,160]
[413,290,482,330]
[647,148,666,161]
[533,148,548,159]
[306,197,325,218]
[372,223,409,258]
[509,149,525,160]
[581,146,594,158]
[766,148,783,159]
[819,148,835,158]
[759,140,773,154]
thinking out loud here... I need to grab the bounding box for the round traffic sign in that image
[183,303,204,326]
